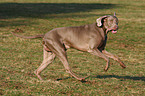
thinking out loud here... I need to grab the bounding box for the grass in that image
[0,0,145,95]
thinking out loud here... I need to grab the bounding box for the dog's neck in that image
[102,24,108,36]
[94,23,107,41]
[95,23,107,36]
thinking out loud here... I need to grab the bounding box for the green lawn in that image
[0,0,144,95]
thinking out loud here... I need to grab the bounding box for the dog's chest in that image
[98,36,107,50]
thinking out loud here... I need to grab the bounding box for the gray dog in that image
[12,13,126,81]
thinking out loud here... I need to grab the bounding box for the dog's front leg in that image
[102,50,126,68]
[89,49,110,71]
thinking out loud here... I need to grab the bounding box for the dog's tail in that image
[11,32,44,39]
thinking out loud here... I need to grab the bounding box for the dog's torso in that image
[43,23,107,52]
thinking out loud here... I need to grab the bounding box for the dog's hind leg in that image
[57,52,86,81]
[46,40,85,81]
[34,48,55,80]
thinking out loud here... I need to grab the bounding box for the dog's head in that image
[96,13,118,34]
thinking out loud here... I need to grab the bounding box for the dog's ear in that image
[96,16,107,27]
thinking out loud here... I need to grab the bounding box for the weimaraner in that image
[12,13,126,81]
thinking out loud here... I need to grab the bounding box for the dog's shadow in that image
[92,75,145,81]
[56,75,145,82]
